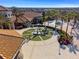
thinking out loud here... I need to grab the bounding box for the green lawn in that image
[23,29,34,35]
[22,26,72,42]
[23,25,73,46]
[41,32,52,40]
[32,36,42,41]
[23,28,52,41]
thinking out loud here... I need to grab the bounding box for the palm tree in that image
[70,12,77,35]
[12,22,15,29]
[42,11,45,23]
[46,10,51,17]
[61,11,77,35]
[12,7,30,29]
[66,18,70,35]
[12,7,18,29]
[12,7,24,29]
[75,13,79,28]
[60,11,67,31]
[4,20,12,29]
[42,11,48,34]
[51,9,60,31]
[0,14,4,29]
[46,10,52,26]
[65,12,73,34]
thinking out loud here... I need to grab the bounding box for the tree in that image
[66,18,70,35]
[46,10,53,26]
[60,12,70,34]
[75,13,79,28]
[51,9,60,31]
[42,11,48,34]
[69,12,77,34]
[42,11,46,22]
[60,11,77,35]
[12,7,25,29]
[65,12,73,34]
[4,20,12,29]
[12,7,18,29]
[60,11,67,31]
[0,14,4,29]
[12,7,30,29]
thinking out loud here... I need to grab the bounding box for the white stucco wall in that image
[6,11,12,18]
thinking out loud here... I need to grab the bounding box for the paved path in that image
[15,28,31,35]
[20,35,79,59]
[16,21,79,59]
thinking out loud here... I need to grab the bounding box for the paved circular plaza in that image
[16,21,79,59]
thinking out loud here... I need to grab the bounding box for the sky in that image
[0,0,79,8]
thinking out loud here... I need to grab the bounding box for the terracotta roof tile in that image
[11,11,42,23]
[24,11,42,21]
[0,30,23,59]
[0,34,23,59]
[0,29,21,37]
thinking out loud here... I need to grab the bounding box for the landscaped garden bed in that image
[46,25,73,45]
[57,30,73,45]
[23,25,73,44]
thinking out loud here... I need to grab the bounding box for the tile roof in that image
[11,11,42,23]
[23,11,42,21]
[0,30,23,59]
[0,29,21,37]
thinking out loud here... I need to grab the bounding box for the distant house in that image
[0,6,12,19]
[12,11,42,28]
[0,6,42,29]
[23,11,42,25]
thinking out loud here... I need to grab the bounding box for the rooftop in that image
[0,29,21,37]
[24,11,42,21]
[0,30,23,59]
[11,11,42,23]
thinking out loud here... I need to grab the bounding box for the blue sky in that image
[0,0,79,8]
